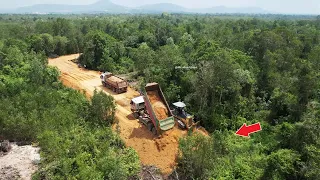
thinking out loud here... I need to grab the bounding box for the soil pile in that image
[155,136,178,151]
[155,129,181,151]
[147,91,169,120]
[108,76,124,83]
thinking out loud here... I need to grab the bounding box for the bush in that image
[88,90,116,126]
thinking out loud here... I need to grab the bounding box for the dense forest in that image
[0,14,320,179]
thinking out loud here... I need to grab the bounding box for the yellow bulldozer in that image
[171,102,199,130]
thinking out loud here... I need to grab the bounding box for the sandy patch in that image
[0,144,40,180]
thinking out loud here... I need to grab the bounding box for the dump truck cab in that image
[172,102,196,130]
[130,96,145,118]
[100,72,113,82]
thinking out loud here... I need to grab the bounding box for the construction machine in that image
[172,102,199,130]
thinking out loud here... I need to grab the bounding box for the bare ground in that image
[0,144,40,180]
[48,54,207,176]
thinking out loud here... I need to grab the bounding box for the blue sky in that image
[1,0,319,14]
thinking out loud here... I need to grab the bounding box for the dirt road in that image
[48,54,187,175]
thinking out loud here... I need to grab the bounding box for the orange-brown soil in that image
[48,54,188,175]
[147,91,169,120]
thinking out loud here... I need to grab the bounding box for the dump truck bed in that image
[108,76,124,83]
[144,83,175,131]
[106,76,127,88]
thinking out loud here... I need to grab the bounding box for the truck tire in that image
[151,127,157,135]
[147,123,153,131]
[133,112,139,119]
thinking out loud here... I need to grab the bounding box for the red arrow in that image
[235,123,262,137]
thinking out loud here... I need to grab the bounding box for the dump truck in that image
[131,83,175,135]
[172,102,199,130]
[100,72,128,94]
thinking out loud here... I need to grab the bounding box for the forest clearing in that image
[48,54,188,175]
[0,10,319,179]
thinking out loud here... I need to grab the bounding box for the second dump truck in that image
[100,72,128,94]
[130,83,175,135]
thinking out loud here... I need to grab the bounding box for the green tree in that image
[132,42,155,75]
[40,33,55,56]
[177,135,214,180]
[54,36,69,56]
[89,90,116,126]
[262,149,301,180]
[52,18,72,36]
[28,33,54,56]
[80,31,116,71]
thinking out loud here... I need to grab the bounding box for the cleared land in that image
[48,54,187,175]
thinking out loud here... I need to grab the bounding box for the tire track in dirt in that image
[48,54,187,176]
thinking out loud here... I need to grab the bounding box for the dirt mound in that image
[108,76,124,83]
[152,102,169,120]
[155,132,180,152]
[147,91,169,120]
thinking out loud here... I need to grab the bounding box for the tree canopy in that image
[0,13,320,180]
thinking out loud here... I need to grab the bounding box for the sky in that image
[0,0,319,14]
